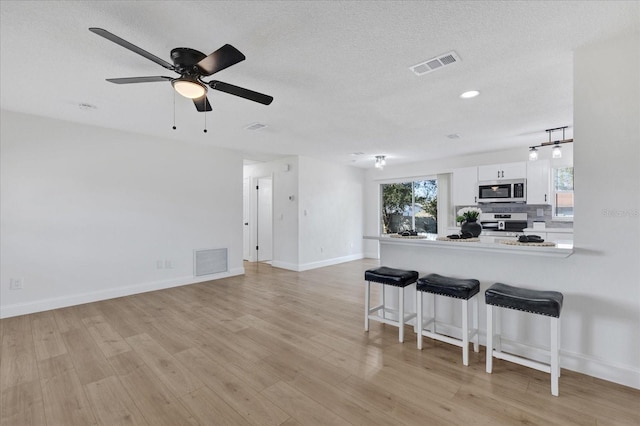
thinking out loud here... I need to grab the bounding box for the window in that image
[553,167,574,219]
[381,179,437,234]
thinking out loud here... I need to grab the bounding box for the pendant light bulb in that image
[552,145,562,159]
[529,147,539,161]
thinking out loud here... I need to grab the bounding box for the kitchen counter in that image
[365,234,573,258]
[523,227,573,233]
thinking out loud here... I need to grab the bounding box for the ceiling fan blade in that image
[89,28,175,71]
[106,76,173,84]
[208,80,273,105]
[196,44,246,76]
[193,96,212,112]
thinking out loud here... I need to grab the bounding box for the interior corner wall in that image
[572,31,640,387]
[297,156,365,271]
[243,156,299,269]
[0,110,244,318]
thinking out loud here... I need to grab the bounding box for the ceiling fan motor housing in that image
[171,47,207,74]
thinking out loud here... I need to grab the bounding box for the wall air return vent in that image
[194,248,228,276]
[410,51,461,76]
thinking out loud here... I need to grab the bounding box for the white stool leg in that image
[495,305,502,352]
[472,295,479,353]
[365,281,370,332]
[398,286,404,343]
[486,304,494,373]
[417,290,423,349]
[558,318,562,377]
[381,284,386,320]
[551,317,560,396]
[462,299,469,366]
[430,293,436,333]
[413,283,419,334]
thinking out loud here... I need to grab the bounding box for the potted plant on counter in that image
[456,207,483,237]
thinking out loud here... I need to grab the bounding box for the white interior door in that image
[257,177,273,262]
[242,177,250,260]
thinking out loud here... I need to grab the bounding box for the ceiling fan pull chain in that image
[172,89,177,130]
[203,106,208,133]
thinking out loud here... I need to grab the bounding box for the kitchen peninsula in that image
[363,233,575,370]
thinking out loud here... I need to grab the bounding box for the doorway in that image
[256,176,273,262]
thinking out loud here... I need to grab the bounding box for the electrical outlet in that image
[537,208,544,217]
[156,260,163,269]
[9,278,23,290]
[164,260,172,269]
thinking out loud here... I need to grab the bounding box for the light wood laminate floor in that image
[1,259,639,425]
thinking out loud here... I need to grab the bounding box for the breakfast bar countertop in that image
[364,234,573,258]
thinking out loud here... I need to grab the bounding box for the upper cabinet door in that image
[478,162,526,181]
[526,159,551,204]
[453,166,478,205]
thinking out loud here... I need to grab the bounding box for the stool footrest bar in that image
[492,350,552,374]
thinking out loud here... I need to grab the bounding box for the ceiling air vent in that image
[410,51,461,76]
[245,122,267,131]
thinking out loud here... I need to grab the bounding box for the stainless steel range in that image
[479,213,528,237]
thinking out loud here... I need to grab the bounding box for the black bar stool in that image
[365,266,419,342]
[416,273,480,366]
[485,282,564,396]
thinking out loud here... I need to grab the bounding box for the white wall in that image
[1,110,244,318]
[364,33,640,389]
[571,31,639,387]
[297,156,365,270]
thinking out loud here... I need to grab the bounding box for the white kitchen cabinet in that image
[452,166,478,205]
[527,159,551,204]
[478,162,527,181]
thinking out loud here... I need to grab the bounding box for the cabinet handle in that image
[474,196,477,203]
[545,194,547,202]
[501,170,504,178]
[497,171,500,179]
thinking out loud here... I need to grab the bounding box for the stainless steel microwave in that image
[477,179,526,203]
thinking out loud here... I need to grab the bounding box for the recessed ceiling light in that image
[351,152,365,156]
[447,134,460,139]
[460,90,480,99]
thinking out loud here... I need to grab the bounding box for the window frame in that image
[379,176,438,234]
[551,166,574,222]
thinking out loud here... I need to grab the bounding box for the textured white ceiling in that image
[1,1,638,167]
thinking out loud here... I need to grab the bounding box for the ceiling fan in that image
[89,28,273,112]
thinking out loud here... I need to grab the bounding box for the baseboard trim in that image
[0,267,245,319]
[272,253,364,272]
[411,321,640,390]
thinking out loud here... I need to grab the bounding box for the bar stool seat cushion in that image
[485,283,563,318]
[364,267,418,287]
[417,273,480,300]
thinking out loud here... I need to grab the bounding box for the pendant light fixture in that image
[528,126,573,161]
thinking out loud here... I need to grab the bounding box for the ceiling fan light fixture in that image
[172,78,207,99]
